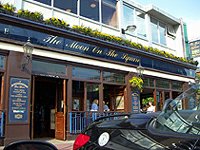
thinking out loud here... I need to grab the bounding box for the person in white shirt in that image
[147,101,155,113]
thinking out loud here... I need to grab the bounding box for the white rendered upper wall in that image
[0,0,185,58]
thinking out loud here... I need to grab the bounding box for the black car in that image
[73,84,200,150]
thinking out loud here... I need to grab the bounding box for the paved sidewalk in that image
[46,139,74,150]
[0,139,74,150]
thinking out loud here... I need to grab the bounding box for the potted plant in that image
[129,76,144,92]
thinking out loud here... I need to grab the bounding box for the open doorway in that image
[32,76,63,138]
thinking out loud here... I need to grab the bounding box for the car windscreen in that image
[154,83,200,135]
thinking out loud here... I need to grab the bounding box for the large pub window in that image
[86,83,99,111]
[72,81,84,111]
[103,71,126,111]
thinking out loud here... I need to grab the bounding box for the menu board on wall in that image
[9,77,29,123]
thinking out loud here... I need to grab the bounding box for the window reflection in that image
[151,18,159,43]
[0,55,5,69]
[87,83,99,111]
[72,67,100,80]
[102,0,118,28]
[32,60,66,76]
[80,0,99,21]
[33,0,51,5]
[151,17,166,45]
[103,71,125,84]
[136,10,146,38]
[72,81,84,111]
[159,22,166,45]
[54,0,77,14]
[123,4,135,35]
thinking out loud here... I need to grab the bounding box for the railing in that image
[0,111,4,137]
[69,111,126,134]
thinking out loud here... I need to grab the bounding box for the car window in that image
[154,84,200,135]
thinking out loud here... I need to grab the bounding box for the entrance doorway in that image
[31,76,65,139]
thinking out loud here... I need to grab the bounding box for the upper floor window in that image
[122,4,135,35]
[33,0,51,6]
[102,0,118,28]
[80,0,99,21]
[136,10,146,39]
[54,0,77,14]
[151,17,166,45]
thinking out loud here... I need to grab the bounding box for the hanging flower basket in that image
[129,76,144,92]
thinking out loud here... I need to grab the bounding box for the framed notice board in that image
[9,77,30,123]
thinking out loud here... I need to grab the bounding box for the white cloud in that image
[186,20,200,41]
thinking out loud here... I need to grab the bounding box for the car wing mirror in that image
[3,140,58,150]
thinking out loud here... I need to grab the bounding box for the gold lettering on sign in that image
[43,35,62,45]
[121,54,140,63]
[92,47,103,55]
[106,50,118,58]
[66,42,89,52]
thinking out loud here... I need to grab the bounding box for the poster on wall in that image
[9,77,29,123]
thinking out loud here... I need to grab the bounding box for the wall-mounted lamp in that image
[121,25,136,34]
[136,61,144,77]
[21,38,34,72]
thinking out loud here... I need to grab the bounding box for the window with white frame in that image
[151,17,166,45]
[80,0,99,21]
[54,0,77,14]
[136,10,146,39]
[32,0,119,28]
[102,0,118,28]
[122,4,135,35]
[33,0,51,5]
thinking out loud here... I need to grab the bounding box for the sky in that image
[135,0,200,41]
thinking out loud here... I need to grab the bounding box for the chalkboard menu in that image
[9,78,29,123]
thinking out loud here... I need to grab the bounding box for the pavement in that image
[0,138,74,150]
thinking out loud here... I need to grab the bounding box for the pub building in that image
[0,0,197,145]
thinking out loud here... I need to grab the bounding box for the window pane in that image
[103,71,125,84]
[72,81,84,111]
[54,0,77,14]
[0,55,5,69]
[156,79,170,88]
[72,67,100,80]
[87,83,99,111]
[151,18,158,43]
[80,0,99,21]
[136,11,146,38]
[143,78,154,87]
[172,81,182,90]
[123,4,134,34]
[33,0,51,5]
[32,60,66,76]
[102,0,118,28]
[159,22,166,45]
